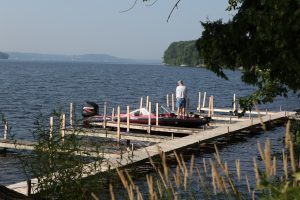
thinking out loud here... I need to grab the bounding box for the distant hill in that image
[7,52,161,64]
[163,40,203,67]
[0,52,9,59]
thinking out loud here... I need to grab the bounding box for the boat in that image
[82,102,211,128]
[116,106,210,128]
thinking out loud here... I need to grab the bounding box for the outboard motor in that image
[82,101,99,117]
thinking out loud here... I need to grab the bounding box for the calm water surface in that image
[0,60,299,193]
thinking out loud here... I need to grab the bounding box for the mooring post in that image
[280,106,282,112]
[139,97,143,114]
[103,102,107,129]
[227,126,230,133]
[27,179,31,196]
[156,102,159,126]
[117,106,121,142]
[49,116,54,140]
[233,94,236,112]
[208,96,212,117]
[146,96,149,110]
[3,121,8,140]
[229,116,232,124]
[171,93,174,112]
[147,102,152,134]
[69,102,73,127]
[171,133,174,140]
[202,92,206,108]
[61,113,66,142]
[211,95,214,116]
[166,94,169,108]
[198,92,201,112]
[126,105,130,133]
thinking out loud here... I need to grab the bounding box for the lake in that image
[0,60,299,196]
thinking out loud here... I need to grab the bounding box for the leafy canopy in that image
[197,0,300,109]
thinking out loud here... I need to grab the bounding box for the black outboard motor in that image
[82,101,99,117]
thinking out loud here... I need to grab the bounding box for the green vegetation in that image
[163,40,203,67]
[0,52,9,59]
[197,0,300,109]
[20,110,107,199]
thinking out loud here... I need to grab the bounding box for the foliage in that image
[163,40,204,67]
[20,110,105,199]
[197,0,300,109]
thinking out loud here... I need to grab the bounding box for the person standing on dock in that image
[176,80,187,118]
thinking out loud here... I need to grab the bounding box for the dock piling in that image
[233,94,236,112]
[202,92,206,108]
[3,121,8,140]
[61,113,66,142]
[146,96,149,110]
[147,102,152,134]
[140,97,143,113]
[117,106,121,142]
[172,93,174,112]
[166,94,169,108]
[198,92,201,112]
[156,103,159,126]
[49,116,54,140]
[103,102,107,129]
[70,103,74,127]
[127,105,130,133]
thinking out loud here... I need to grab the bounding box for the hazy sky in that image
[0,0,232,60]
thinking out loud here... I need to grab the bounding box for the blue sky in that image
[0,0,232,60]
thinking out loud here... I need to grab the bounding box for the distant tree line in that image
[0,52,9,59]
[163,40,203,66]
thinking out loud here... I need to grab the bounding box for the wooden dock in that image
[5,109,294,196]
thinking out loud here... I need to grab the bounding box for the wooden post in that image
[233,94,236,112]
[202,92,206,108]
[148,102,152,134]
[50,116,54,140]
[69,103,73,127]
[3,121,8,140]
[166,94,169,108]
[156,103,159,126]
[27,179,31,196]
[117,106,121,142]
[208,96,211,117]
[140,97,143,112]
[146,96,149,110]
[211,95,214,116]
[103,102,107,128]
[127,105,130,133]
[61,113,65,142]
[198,92,201,111]
[280,106,282,112]
[171,93,174,112]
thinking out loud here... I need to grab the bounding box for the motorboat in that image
[116,106,211,128]
[82,101,210,128]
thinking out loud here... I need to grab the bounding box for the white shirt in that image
[176,85,187,99]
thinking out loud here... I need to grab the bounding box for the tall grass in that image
[102,119,300,200]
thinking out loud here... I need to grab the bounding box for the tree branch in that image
[167,0,182,22]
[119,0,138,13]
